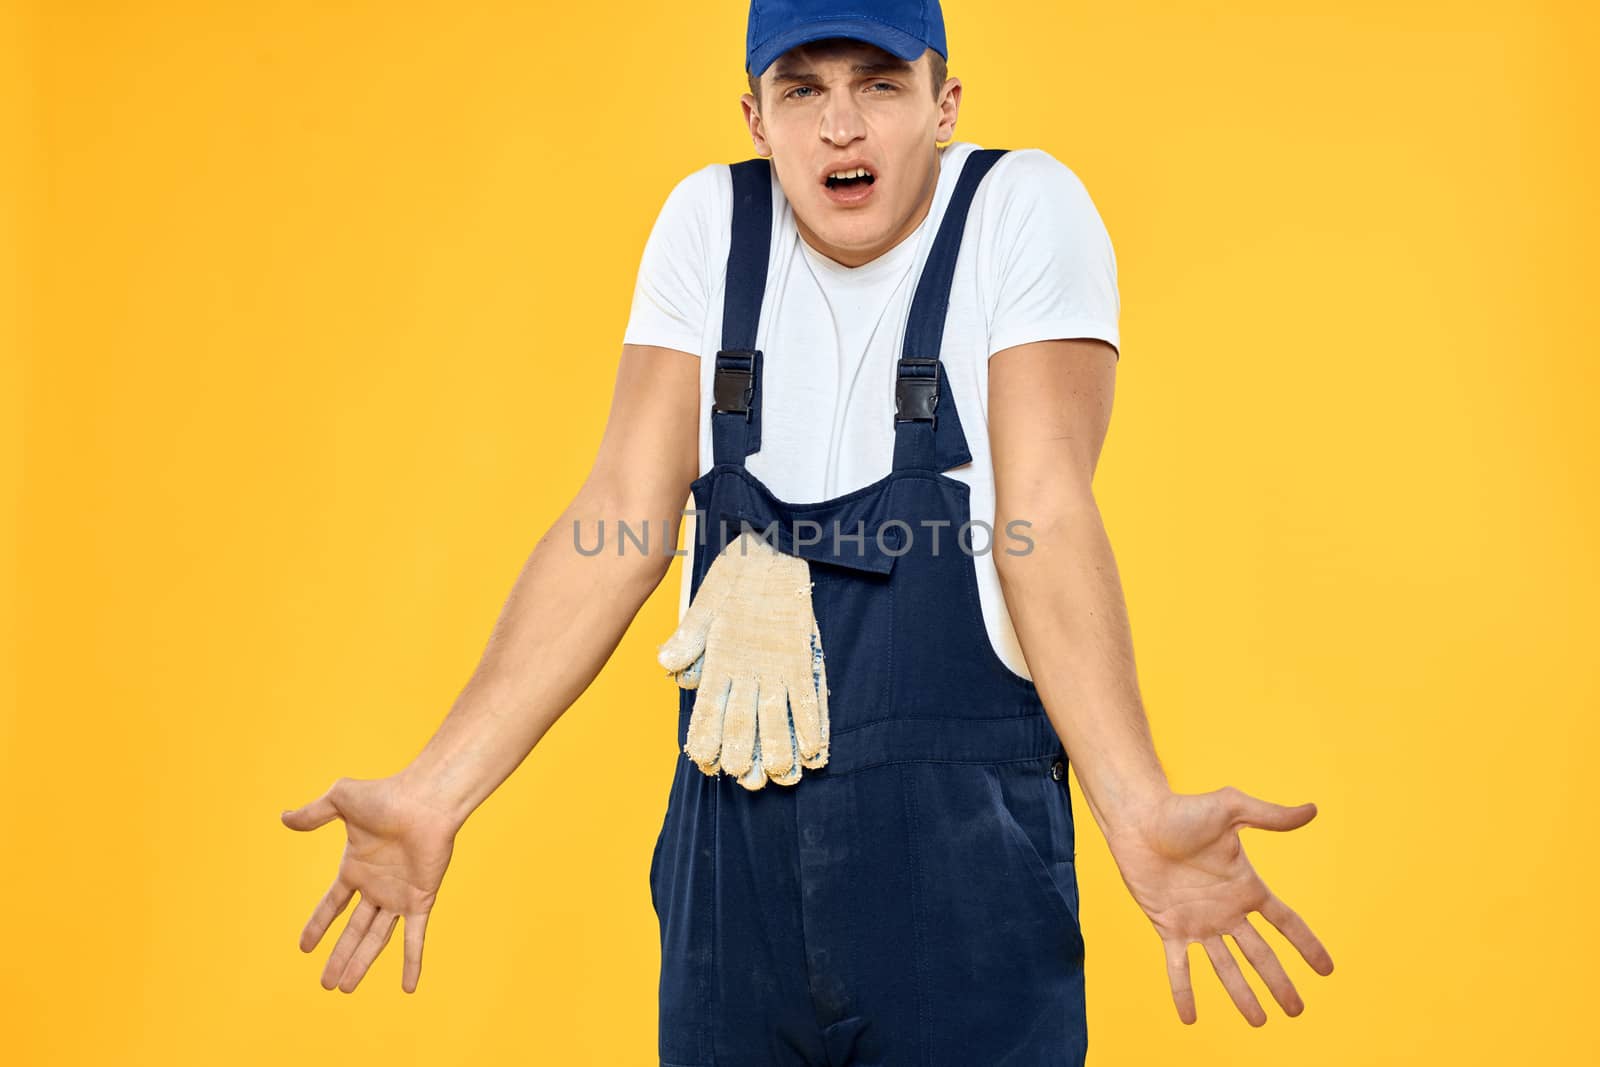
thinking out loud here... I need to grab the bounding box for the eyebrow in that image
[767,59,915,87]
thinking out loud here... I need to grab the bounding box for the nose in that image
[819,90,867,146]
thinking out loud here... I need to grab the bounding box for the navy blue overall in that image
[648,148,1087,1067]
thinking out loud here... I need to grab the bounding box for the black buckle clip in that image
[716,348,758,419]
[713,349,758,421]
[894,357,940,429]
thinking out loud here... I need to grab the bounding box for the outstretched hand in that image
[1106,786,1335,1025]
[281,774,459,993]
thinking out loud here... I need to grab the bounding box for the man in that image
[282,1,1334,1062]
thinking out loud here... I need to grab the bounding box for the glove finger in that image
[767,757,802,786]
[736,745,767,791]
[657,600,712,674]
[657,535,751,672]
[684,656,732,775]
[718,671,759,779]
[764,681,803,787]
[757,680,798,782]
[796,618,830,769]
[732,661,765,791]
[674,651,704,689]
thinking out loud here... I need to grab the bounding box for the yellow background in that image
[5,1,1596,1063]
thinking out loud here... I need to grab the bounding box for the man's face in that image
[741,39,960,269]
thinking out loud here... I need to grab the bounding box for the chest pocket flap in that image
[726,508,903,576]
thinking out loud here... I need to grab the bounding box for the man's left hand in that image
[1105,786,1336,1025]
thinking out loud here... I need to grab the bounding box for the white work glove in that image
[657,530,831,790]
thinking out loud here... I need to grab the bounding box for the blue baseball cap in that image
[746,0,948,78]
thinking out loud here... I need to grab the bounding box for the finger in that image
[674,650,705,690]
[1202,935,1267,1026]
[657,602,713,674]
[299,873,356,952]
[1223,786,1318,832]
[402,911,429,994]
[788,647,822,762]
[1259,892,1335,976]
[321,895,378,990]
[684,662,732,773]
[281,789,342,832]
[796,618,830,769]
[719,670,760,779]
[767,748,802,786]
[757,681,797,780]
[338,906,399,993]
[658,541,746,672]
[1164,938,1197,1025]
[1229,915,1304,1016]
[736,743,768,791]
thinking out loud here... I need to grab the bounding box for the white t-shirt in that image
[622,140,1120,681]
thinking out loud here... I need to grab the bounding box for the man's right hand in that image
[280,774,459,993]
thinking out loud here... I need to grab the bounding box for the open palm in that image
[281,775,458,993]
[1106,785,1335,1024]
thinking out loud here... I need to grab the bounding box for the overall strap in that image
[892,147,1010,473]
[711,157,773,469]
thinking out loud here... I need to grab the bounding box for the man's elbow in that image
[569,473,688,586]
[994,486,1100,576]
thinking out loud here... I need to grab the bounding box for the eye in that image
[868,81,898,92]
[786,85,819,99]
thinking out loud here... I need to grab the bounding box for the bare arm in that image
[989,338,1167,837]
[990,338,1333,1026]
[281,343,701,993]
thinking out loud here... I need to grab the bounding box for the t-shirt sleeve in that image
[621,165,717,356]
[981,149,1121,359]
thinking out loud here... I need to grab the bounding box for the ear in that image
[740,91,773,157]
[934,76,961,143]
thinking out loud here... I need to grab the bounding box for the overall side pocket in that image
[648,819,666,919]
[989,755,1082,933]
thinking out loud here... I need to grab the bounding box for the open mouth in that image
[824,171,876,190]
[821,165,878,204]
